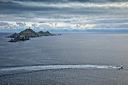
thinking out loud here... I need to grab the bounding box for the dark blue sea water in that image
[0,33,128,85]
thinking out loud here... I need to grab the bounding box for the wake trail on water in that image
[0,64,122,77]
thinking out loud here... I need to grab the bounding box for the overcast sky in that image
[0,0,128,31]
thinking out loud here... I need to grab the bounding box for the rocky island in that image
[8,28,57,42]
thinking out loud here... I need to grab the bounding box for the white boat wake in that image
[0,64,121,76]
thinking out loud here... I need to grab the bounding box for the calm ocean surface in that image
[0,33,128,85]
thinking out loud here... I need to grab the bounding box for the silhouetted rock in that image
[8,34,30,42]
[8,33,20,38]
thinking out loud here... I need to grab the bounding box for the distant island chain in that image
[8,27,61,42]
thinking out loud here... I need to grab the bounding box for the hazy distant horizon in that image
[1,28,128,33]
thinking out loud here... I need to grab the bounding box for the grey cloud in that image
[9,0,128,2]
[0,0,128,31]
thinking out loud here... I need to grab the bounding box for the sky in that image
[0,0,128,32]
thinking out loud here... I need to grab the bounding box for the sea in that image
[0,32,128,85]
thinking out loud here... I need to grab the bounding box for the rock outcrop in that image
[19,28,39,37]
[8,28,57,42]
[38,31,55,36]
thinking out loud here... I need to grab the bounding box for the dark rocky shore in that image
[8,28,59,42]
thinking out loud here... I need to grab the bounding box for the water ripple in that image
[0,64,121,77]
